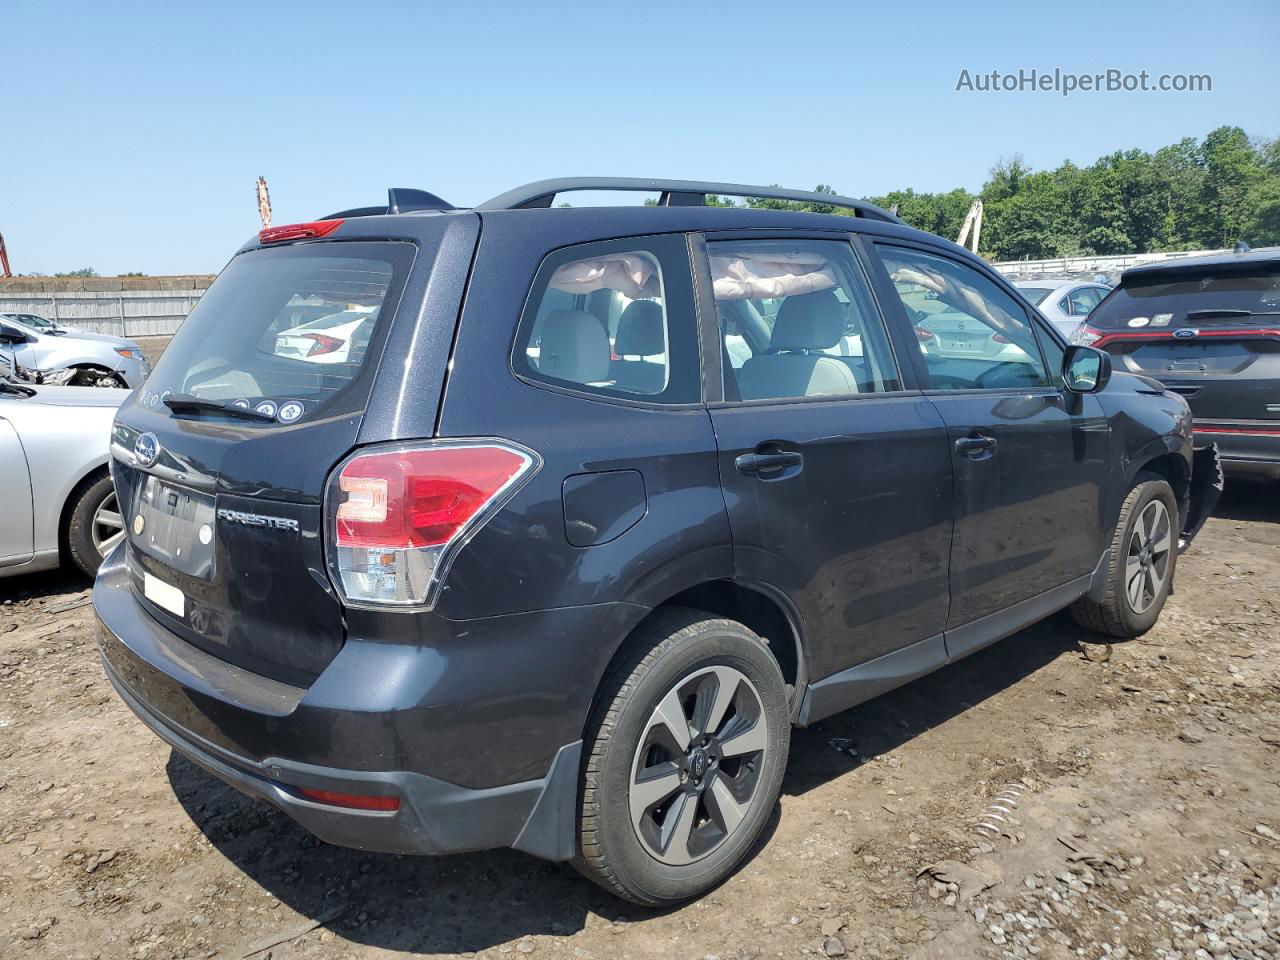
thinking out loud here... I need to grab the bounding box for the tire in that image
[65,473,124,578]
[576,607,790,906]
[1071,471,1178,638]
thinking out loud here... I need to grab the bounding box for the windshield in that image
[1017,287,1053,305]
[139,242,412,424]
[1092,264,1280,328]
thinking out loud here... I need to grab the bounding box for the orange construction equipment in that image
[257,177,272,229]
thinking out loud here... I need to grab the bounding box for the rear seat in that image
[738,291,861,400]
[610,300,667,394]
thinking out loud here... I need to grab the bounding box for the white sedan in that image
[1013,280,1113,339]
[0,381,129,579]
[273,309,376,364]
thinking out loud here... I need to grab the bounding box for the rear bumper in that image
[1193,423,1280,478]
[1180,444,1224,551]
[92,548,611,861]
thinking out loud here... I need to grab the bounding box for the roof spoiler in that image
[476,177,904,224]
[322,188,454,220]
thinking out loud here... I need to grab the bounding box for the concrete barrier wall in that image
[992,248,1229,281]
[0,276,214,338]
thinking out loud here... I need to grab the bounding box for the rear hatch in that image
[1084,259,1280,423]
[109,229,454,686]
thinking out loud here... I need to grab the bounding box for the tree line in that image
[736,127,1279,261]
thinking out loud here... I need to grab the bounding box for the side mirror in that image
[0,331,27,345]
[1063,345,1111,393]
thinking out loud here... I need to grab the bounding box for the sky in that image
[3,0,1277,276]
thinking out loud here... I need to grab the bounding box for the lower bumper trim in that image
[102,649,582,860]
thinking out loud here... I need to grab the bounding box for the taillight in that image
[913,326,936,342]
[1070,325,1103,347]
[258,219,344,244]
[991,333,1011,344]
[301,333,343,357]
[325,440,540,609]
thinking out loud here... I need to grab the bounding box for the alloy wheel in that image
[629,665,768,866]
[92,492,125,558]
[1125,499,1172,615]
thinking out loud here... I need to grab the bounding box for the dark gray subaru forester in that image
[95,178,1220,905]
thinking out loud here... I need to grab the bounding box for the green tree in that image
[1199,126,1265,247]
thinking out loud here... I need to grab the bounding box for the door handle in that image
[735,450,804,477]
[955,434,997,459]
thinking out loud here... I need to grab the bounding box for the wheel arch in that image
[1132,449,1191,522]
[583,578,810,739]
[56,462,111,559]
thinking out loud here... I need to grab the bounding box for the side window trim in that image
[510,233,703,408]
[688,232,724,404]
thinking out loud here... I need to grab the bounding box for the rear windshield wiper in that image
[162,393,275,421]
[1184,308,1280,320]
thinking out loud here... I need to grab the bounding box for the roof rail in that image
[323,187,454,220]
[476,177,903,224]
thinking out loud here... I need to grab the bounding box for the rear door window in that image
[706,238,901,401]
[140,242,413,424]
[513,235,700,403]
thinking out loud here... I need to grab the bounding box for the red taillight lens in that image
[295,786,400,812]
[302,333,343,357]
[258,219,344,244]
[914,326,936,342]
[336,446,530,548]
[327,441,540,608]
[991,333,1011,344]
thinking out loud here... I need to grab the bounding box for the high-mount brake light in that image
[258,219,344,244]
[325,440,540,609]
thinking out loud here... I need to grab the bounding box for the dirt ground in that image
[1,483,1278,960]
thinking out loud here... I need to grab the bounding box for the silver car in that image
[0,381,129,578]
[1013,280,1112,339]
[2,311,82,334]
[0,315,150,388]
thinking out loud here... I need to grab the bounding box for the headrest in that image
[613,300,665,357]
[539,310,609,384]
[770,291,845,351]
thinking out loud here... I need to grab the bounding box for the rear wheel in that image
[576,608,790,905]
[65,473,123,577]
[1071,472,1178,638]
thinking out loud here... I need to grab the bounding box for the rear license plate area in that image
[130,475,216,580]
[142,571,185,617]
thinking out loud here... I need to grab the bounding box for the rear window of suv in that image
[141,242,413,424]
[1091,264,1280,329]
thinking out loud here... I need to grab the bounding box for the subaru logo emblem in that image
[1173,328,1199,339]
[133,432,160,467]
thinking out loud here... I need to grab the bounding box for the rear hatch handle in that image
[1179,443,1223,553]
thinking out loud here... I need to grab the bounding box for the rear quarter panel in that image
[433,213,732,620]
